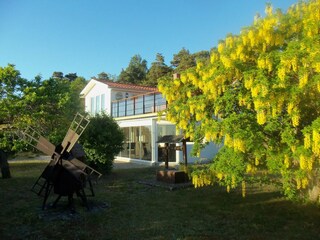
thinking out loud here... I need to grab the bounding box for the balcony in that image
[111,92,167,118]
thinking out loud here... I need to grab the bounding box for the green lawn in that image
[1,161,320,240]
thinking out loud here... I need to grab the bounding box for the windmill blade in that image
[61,113,90,153]
[21,126,55,156]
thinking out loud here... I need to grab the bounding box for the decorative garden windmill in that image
[21,113,102,211]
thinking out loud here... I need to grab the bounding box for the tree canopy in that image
[159,0,320,201]
[118,54,148,85]
[144,53,172,86]
[0,65,87,150]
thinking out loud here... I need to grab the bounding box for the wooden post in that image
[0,150,11,179]
[164,143,169,169]
[182,139,188,167]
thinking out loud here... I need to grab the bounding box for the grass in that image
[1,161,320,240]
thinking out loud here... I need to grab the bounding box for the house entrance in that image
[119,126,151,161]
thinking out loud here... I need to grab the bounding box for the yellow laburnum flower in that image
[225,134,233,147]
[231,175,236,188]
[287,102,294,114]
[272,107,277,117]
[158,84,164,92]
[205,132,211,141]
[313,62,320,73]
[246,164,253,173]
[242,181,246,198]
[214,106,220,116]
[299,72,308,88]
[210,52,219,64]
[257,58,266,69]
[261,85,268,97]
[291,57,298,72]
[304,134,311,149]
[284,154,290,168]
[312,130,320,155]
[266,58,273,72]
[312,129,320,142]
[192,175,198,188]
[296,178,301,190]
[302,177,309,189]
[226,36,234,48]
[174,79,180,87]
[218,42,225,53]
[299,155,307,170]
[216,173,223,180]
[278,67,286,82]
[292,114,300,127]
[196,62,204,71]
[234,138,246,153]
[236,45,244,57]
[180,74,187,84]
[255,157,260,166]
[221,55,232,68]
[307,156,313,171]
[251,86,259,98]
[257,110,266,125]
[244,76,253,89]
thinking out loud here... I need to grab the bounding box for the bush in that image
[80,113,124,174]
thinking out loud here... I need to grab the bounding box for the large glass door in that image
[119,126,152,161]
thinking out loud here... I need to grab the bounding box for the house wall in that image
[84,81,111,114]
[81,79,221,166]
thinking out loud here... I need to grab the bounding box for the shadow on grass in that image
[1,163,320,239]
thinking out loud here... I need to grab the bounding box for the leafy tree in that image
[170,48,196,73]
[65,73,78,81]
[97,72,110,81]
[118,54,148,84]
[81,113,125,173]
[144,53,172,86]
[159,1,320,201]
[0,64,27,124]
[52,71,64,79]
[193,50,210,62]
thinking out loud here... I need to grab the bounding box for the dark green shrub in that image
[80,113,124,174]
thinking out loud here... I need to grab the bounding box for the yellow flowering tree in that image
[159,0,320,201]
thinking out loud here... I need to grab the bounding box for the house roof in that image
[80,78,158,97]
[94,78,158,92]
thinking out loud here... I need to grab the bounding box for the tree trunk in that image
[0,150,11,179]
[307,173,320,202]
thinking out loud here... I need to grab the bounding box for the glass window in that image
[141,126,151,161]
[96,95,100,113]
[112,102,118,117]
[90,97,95,114]
[157,124,176,140]
[126,99,134,116]
[117,126,152,161]
[118,101,126,117]
[120,127,130,158]
[101,94,105,112]
[157,124,176,163]
[135,96,143,115]
[144,94,154,113]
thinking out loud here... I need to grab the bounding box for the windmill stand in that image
[22,113,102,212]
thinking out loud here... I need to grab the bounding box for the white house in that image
[80,78,220,166]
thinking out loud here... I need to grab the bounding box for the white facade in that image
[80,79,220,165]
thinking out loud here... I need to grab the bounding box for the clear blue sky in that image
[0,0,297,80]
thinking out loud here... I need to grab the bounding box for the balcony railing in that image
[111,92,167,118]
